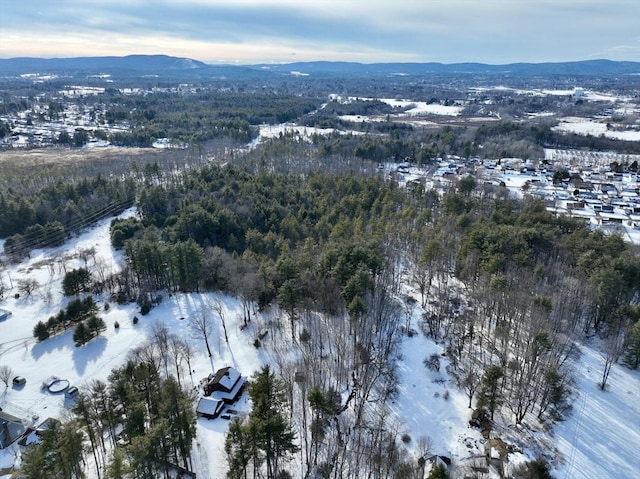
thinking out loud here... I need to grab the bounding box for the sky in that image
[0,0,639,64]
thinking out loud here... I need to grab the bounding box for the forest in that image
[1,74,639,478]
[8,141,639,478]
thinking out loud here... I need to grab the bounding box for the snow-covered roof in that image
[211,373,246,403]
[599,212,629,220]
[216,367,240,391]
[196,397,223,418]
[0,412,26,449]
[570,209,597,219]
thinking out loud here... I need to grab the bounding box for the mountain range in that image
[1,54,639,79]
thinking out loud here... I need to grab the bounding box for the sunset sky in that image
[1,0,638,64]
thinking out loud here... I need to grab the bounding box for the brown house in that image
[197,367,246,420]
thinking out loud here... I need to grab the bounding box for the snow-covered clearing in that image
[377,99,464,117]
[1,209,639,478]
[390,333,487,464]
[470,86,630,103]
[553,117,640,142]
[552,342,640,479]
[331,95,463,116]
[246,123,366,148]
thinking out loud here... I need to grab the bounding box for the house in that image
[17,417,59,447]
[0,412,26,449]
[197,367,246,419]
[196,397,225,420]
[204,367,245,399]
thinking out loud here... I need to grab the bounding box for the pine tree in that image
[73,393,103,477]
[225,365,299,479]
[56,421,86,478]
[224,418,251,479]
[104,448,128,479]
[73,322,92,346]
[427,463,449,479]
[159,376,196,470]
[477,365,504,421]
[18,442,51,479]
[512,459,555,478]
[86,314,107,337]
[21,420,86,479]
[62,267,93,296]
[623,320,640,369]
[33,320,50,341]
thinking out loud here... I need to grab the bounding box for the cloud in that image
[1,0,638,63]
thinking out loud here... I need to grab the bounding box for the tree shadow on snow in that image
[72,336,108,376]
[31,329,74,360]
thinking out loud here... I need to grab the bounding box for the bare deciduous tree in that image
[416,434,434,478]
[460,369,480,408]
[0,274,8,300]
[190,307,215,358]
[17,278,39,297]
[0,365,14,388]
[211,298,229,344]
[601,327,627,390]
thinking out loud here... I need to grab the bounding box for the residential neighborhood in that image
[396,150,640,243]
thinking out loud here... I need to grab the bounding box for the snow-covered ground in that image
[376,99,464,117]
[1,209,639,478]
[330,94,464,116]
[553,342,640,479]
[390,333,488,465]
[246,123,366,148]
[0,210,263,478]
[469,86,631,103]
[553,117,640,142]
[388,296,640,478]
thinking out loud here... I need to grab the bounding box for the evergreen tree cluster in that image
[0,175,135,257]
[114,165,407,317]
[103,91,320,146]
[20,334,197,478]
[33,296,99,342]
[62,267,93,296]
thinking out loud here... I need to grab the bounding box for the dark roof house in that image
[196,396,225,420]
[17,417,59,447]
[204,367,245,399]
[0,411,27,449]
[198,367,246,419]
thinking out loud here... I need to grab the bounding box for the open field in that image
[0,146,165,167]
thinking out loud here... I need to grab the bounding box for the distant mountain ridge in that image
[254,59,640,76]
[0,54,208,75]
[1,55,638,78]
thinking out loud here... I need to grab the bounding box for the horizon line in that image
[1,54,639,67]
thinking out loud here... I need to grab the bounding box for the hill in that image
[252,59,640,76]
[1,55,638,80]
[0,54,206,75]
